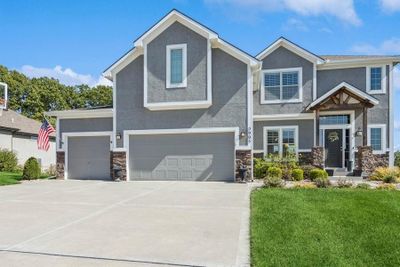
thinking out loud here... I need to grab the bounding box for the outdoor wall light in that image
[240,131,246,138]
[116,133,121,140]
[355,128,363,137]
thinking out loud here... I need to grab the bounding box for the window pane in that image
[266,130,279,156]
[320,115,350,125]
[282,129,296,156]
[265,73,280,86]
[282,72,298,86]
[265,86,280,100]
[170,49,183,84]
[370,67,382,91]
[370,128,382,151]
[282,85,299,100]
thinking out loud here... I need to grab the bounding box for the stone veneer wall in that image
[56,151,65,179]
[356,146,389,177]
[236,150,252,182]
[311,147,324,169]
[110,151,127,181]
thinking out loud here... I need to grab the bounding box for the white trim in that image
[263,126,299,158]
[207,40,212,100]
[256,38,324,64]
[260,67,303,104]
[298,149,311,152]
[112,147,127,152]
[247,64,254,179]
[307,82,379,110]
[389,64,394,166]
[368,124,387,155]
[56,118,61,152]
[0,82,8,109]
[211,38,259,67]
[254,113,313,121]
[62,131,112,180]
[144,100,211,111]
[166,43,187,88]
[318,57,400,70]
[366,65,387,94]
[103,47,142,79]
[123,127,239,181]
[253,149,263,153]
[112,72,117,150]
[313,63,317,100]
[45,109,113,119]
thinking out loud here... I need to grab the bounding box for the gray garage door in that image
[129,132,234,181]
[67,136,111,180]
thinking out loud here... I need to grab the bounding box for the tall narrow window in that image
[370,67,382,91]
[262,68,302,104]
[166,44,187,88]
[368,125,386,153]
[367,66,386,94]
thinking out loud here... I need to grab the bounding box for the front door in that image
[324,129,343,168]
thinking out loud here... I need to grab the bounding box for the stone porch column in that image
[357,146,374,177]
[235,150,252,182]
[110,151,127,181]
[56,151,65,179]
[311,146,324,169]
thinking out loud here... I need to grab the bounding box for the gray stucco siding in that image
[116,48,248,148]
[59,118,112,149]
[254,46,314,115]
[147,21,207,103]
[253,120,314,151]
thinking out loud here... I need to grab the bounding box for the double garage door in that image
[129,132,235,181]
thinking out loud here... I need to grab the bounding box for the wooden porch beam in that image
[363,105,368,146]
[316,108,320,146]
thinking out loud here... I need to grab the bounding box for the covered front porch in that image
[307,82,379,176]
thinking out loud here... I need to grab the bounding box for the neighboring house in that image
[0,107,56,170]
[46,10,399,181]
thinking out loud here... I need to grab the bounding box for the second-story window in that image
[261,68,302,104]
[166,44,187,88]
[367,66,386,94]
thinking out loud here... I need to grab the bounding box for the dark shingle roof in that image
[0,109,55,136]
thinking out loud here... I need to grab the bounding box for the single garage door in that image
[129,132,235,181]
[67,136,111,180]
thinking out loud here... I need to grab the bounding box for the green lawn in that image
[0,172,52,186]
[251,188,400,267]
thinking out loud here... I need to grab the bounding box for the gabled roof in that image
[0,109,55,137]
[103,9,259,80]
[307,82,379,110]
[256,37,325,64]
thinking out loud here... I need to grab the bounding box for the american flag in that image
[37,119,55,151]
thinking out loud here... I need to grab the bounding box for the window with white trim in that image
[367,66,386,94]
[264,126,298,157]
[368,124,386,153]
[166,44,187,88]
[261,68,302,104]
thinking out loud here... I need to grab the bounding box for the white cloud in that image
[380,0,400,12]
[283,18,309,31]
[20,65,112,87]
[204,0,361,25]
[351,38,400,55]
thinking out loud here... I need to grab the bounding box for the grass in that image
[251,188,400,267]
[0,171,53,186]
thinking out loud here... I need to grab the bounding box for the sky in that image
[0,0,399,149]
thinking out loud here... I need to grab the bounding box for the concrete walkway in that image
[0,180,251,267]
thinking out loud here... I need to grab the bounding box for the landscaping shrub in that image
[44,164,56,177]
[22,157,41,180]
[292,168,304,181]
[315,177,330,188]
[310,168,328,181]
[337,179,353,188]
[264,176,284,188]
[293,182,316,189]
[0,149,18,172]
[254,158,271,179]
[376,183,397,190]
[301,165,315,180]
[356,183,371,189]
[395,151,400,168]
[370,167,400,182]
[267,167,283,179]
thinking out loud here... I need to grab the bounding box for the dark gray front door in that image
[324,129,343,168]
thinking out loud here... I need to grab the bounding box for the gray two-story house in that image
[47,10,399,181]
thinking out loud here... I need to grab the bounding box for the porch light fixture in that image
[240,131,246,138]
[116,132,122,140]
[355,128,363,137]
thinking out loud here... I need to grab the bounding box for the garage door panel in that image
[68,136,111,180]
[129,133,234,181]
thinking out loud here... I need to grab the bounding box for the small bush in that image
[254,158,271,179]
[267,167,283,179]
[310,168,328,181]
[337,179,353,188]
[356,183,371,189]
[0,149,18,172]
[264,176,284,188]
[370,167,400,182]
[293,182,316,189]
[22,157,41,180]
[376,183,397,190]
[292,168,304,181]
[301,165,314,180]
[315,177,330,188]
[43,164,56,177]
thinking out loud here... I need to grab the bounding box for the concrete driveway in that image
[0,180,250,267]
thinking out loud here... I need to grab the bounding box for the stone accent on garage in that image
[110,151,127,181]
[235,150,252,182]
[56,151,65,179]
[311,146,324,169]
[356,146,389,177]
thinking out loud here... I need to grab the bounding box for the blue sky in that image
[0,0,399,149]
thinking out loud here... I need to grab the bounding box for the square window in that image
[265,127,297,158]
[263,69,301,103]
